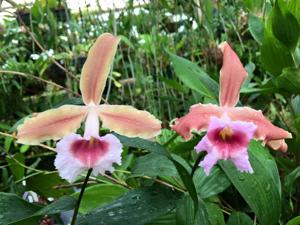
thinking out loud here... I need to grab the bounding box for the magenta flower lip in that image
[71,137,109,168]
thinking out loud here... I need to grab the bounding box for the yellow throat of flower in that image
[89,136,96,146]
[219,126,233,140]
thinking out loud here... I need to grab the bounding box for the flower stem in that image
[70,168,93,225]
[191,154,202,177]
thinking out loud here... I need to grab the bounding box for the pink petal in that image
[199,150,220,175]
[17,105,88,145]
[195,116,255,175]
[219,42,248,107]
[230,150,253,173]
[206,117,256,159]
[80,33,120,105]
[171,103,224,140]
[195,136,211,153]
[266,139,288,152]
[228,107,292,148]
[55,133,122,183]
[97,104,161,139]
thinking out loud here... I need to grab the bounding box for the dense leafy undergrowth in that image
[1,0,300,225]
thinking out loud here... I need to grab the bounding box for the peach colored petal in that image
[17,105,88,145]
[171,103,224,140]
[80,33,120,105]
[219,42,248,107]
[97,104,161,139]
[266,139,288,152]
[228,107,292,145]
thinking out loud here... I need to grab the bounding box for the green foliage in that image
[275,68,300,94]
[0,193,76,225]
[248,14,264,44]
[260,29,294,76]
[26,173,73,198]
[271,0,300,50]
[227,212,253,225]
[72,184,128,213]
[176,195,211,225]
[77,186,180,225]
[193,167,231,199]
[220,141,281,225]
[168,51,219,101]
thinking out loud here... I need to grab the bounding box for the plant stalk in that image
[191,154,202,177]
[70,168,93,225]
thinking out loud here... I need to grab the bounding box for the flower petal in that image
[80,33,120,105]
[230,150,254,173]
[54,133,86,182]
[266,139,288,152]
[171,103,224,140]
[205,116,255,159]
[55,133,122,183]
[228,107,292,145]
[199,152,219,175]
[17,105,88,145]
[219,42,248,107]
[98,104,161,139]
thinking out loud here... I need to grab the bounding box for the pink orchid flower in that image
[171,42,292,174]
[17,33,161,182]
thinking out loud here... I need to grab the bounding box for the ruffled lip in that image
[195,116,256,175]
[54,133,122,182]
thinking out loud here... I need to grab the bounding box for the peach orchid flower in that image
[171,42,292,175]
[17,33,161,182]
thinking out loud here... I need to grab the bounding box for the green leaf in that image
[206,203,225,225]
[27,173,73,198]
[220,141,281,225]
[147,213,176,225]
[193,167,231,199]
[6,153,25,180]
[226,212,253,225]
[77,186,180,225]
[72,184,128,213]
[271,0,300,50]
[170,136,200,155]
[0,193,76,225]
[260,29,294,75]
[114,133,170,157]
[114,134,199,212]
[284,166,300,193]
[288,0,300,24]
[4,137,13,153]
[176,194,211,225]
[168,51,219,100]
[133,153,178,177]
[171,158,199,212]
[33,196,76,216]
[275,67,300,94]
[287,216,300,225]
[248,14,264,44]
[242,0,263,12]
[0,192,40,225]
[160,76,188,93]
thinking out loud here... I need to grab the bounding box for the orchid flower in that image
[17,33,161,182]
[171,42,292,175]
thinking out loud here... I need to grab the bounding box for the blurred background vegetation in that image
[0,0,300,224]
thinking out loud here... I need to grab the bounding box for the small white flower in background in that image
[30,54,40,60]
[12,39,18,44]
